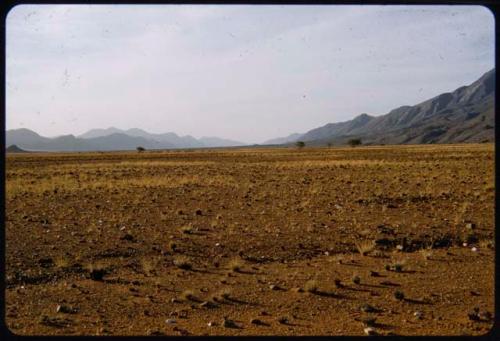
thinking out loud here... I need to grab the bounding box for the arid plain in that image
[5,144,494,336]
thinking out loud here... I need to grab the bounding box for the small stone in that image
[207,321,216,327]
[414,311,423,319]
[364,327,377,335]
[479,311,492,321]
[199,301,216,309]
[165,319,176,324]
[471,247,478,252]
[463,242,468,247]
[250,318,264,325]
[56,304,76,314]
[352,275,361,285]
[369,271,380,277]
[195,209,203,215]
[223,318,238,328]
[396,245,404,251]
[360,304,376,313]
[394,290,405,301]
[465,223,476,230]
[277,316,288,324]
[269,284,279,290]
[121,233,134,241]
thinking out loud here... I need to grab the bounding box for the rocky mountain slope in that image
[271,68,495,146]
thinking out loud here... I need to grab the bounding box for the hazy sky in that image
[6,5,495,144]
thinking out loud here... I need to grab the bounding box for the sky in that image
[6,5,495,144]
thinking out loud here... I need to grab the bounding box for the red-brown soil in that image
[5,144,495,336]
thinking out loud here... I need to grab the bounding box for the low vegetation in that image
[5,144,494,336]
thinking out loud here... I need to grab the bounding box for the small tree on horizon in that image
[137,146,145,152]
[295,141,305,149]
[348,138,362,147]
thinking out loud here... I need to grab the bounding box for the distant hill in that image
[263,133,304,145]
[198,136,245,148]
[270,68,495,146]
[6,144,28,153]
[6,127,245,152]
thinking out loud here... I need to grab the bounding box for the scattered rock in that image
[195,209,203,216]
[250,318,265,325]
[120,233,135,241]
[165,319,176,324]
[414,311,423,320]
[222,317,238,328]
[38,257,54,268]
[277,316,289,324]
[471,247,478,252]
[207,321,216,327]
[199,301,217,309]
[352,275,361,285]
[364,327,377,335]
[269,284,280,291]
[360,304,377,313]
[394,290,405,301]
[56,304,77,314]
[89,269,105,281]
[465,222,476,230]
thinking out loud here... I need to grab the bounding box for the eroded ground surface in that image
[5,144,495,336]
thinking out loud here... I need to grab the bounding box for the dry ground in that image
[5,144,495,336]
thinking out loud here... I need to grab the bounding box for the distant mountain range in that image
[265,68,495,146]
[6,127,245,152]
[6,69,494,152]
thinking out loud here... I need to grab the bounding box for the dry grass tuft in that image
[355,240,376,256]
[180,290,198,302]
[173,256,192,270]
[180,225,194,234]
[228,258,244,273]
[304,280,319,293]
[420,248,433,261]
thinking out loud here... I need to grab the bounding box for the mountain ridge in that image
[6,128,245,152]
[274,68,495,146]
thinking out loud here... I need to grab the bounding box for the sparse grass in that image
[420,248,433,261]
[228,258,244,273]
[355,240,375,256]
[168,241,177,252]
[173,256,192,270]
[211,289,232,302]
[180,225,194,234]
[180,290,198,302]
[304,280,319,293]
[141,257,159,276]
[54,257,70,269]
[479,239,495,250]
[5,144,494,336]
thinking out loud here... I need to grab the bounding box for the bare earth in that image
[5,144,495,336]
